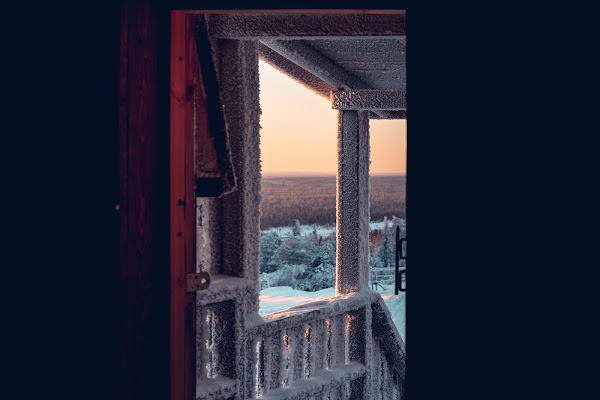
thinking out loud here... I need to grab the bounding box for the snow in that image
[259,285,405,342]
[331,89,406,111]
[259,286,335,315]
[196,375,236,399]
[262,224,336,239]
[259,362,366,400]
[262,219,398,240]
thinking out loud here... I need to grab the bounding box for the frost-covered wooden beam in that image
[262,40,369,90]
[206,14,406,39]
[331,90,407,111]
[258,42,335,99]
[336,110,371,294]
[369,110,407,119]
[218,39,262,315]
[261,40,392,119]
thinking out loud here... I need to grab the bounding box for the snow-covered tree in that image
[296,237,336,292]
[291,219,302,237]
[271,219,317,269]
[370,250,383,270]
[260,230,281,273]
[377,217,395,269]
[310,224,318,243]
[326,230,336,260]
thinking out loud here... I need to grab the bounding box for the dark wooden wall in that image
[118,2,170,399]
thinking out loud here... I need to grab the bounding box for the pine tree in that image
[310,224,318,243]
[292,219,302,237]
[272,219,314,268]
[377,216,394,269]
[260,230,281,273]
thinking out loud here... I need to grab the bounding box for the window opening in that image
[368,119,406,342]
[258,59,338,314]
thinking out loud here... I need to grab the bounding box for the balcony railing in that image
[195,276,405,400]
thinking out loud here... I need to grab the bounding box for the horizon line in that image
[262,171,406,177]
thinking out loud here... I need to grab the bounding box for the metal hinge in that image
[186,272,210,292]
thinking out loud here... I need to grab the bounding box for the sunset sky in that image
[259,60,406,176]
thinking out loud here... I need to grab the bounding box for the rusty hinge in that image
[186,271,210,292]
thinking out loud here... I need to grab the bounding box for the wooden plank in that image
[331,90,407,110]
[119,2,164,400]
[118,0,129,282]
[261,40,392,119]
[258,42,336,99]
[194,14,237,197]
[174,9,405,14]
[206,13,406,39]
[118,3,130,399]
[170,10,187,400]
[191,25,220,176]
[184,12,198,400]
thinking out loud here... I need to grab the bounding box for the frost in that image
[194,21,405,399]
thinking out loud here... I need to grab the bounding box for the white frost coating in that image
[196,375,236,400]
[304,38,406,92]
[259,363,366,400]
[336,110,370,294]
[331,90,407,111]
[206,14,406,39]
[218,39,262,315]
[262,40,370,90]
[196,198,215,274]
[258,291,379,327]
[259,43,335,100]
[248,288,404,399]
[193,28,405,400]
[195,274,256,306]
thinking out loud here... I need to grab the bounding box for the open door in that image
[170,11,236,400]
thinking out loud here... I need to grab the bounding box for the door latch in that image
[186,271,210,292]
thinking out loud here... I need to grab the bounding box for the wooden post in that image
[170,10,197,400]
[218,39,262,312]
[336,110,370,294]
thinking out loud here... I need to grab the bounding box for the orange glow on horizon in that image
[259,60,406,175]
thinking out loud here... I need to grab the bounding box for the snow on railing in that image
[245,290,403,400]
[195,279,404,400]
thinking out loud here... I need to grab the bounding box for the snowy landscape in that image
[259,284,406,342]
[258,175,406,342]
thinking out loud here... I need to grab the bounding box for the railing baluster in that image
[221,294,404,399]
[293,326,304,381]
[281,329,292,388]
[334,314,346,368]
[254,338,264,398]
[269,333,281,390]
[326,319,334,370]
[303,323,314,379]
[344,313,352,365]
[314,318,326,372]
[263,335,271,396]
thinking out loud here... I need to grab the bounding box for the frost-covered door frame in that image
[170,9,406,400]
[170,10,264,400]
[170,11,199,400]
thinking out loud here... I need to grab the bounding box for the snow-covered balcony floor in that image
[259,284,405,342]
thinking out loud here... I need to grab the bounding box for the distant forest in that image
[260,175,406,230]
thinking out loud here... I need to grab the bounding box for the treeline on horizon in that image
[260,175,406,230]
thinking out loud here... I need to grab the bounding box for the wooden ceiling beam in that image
[206,13,405,39]
[331,89,406,111]
[261,40,395,119]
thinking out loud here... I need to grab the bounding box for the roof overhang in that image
[205,12,406,119]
